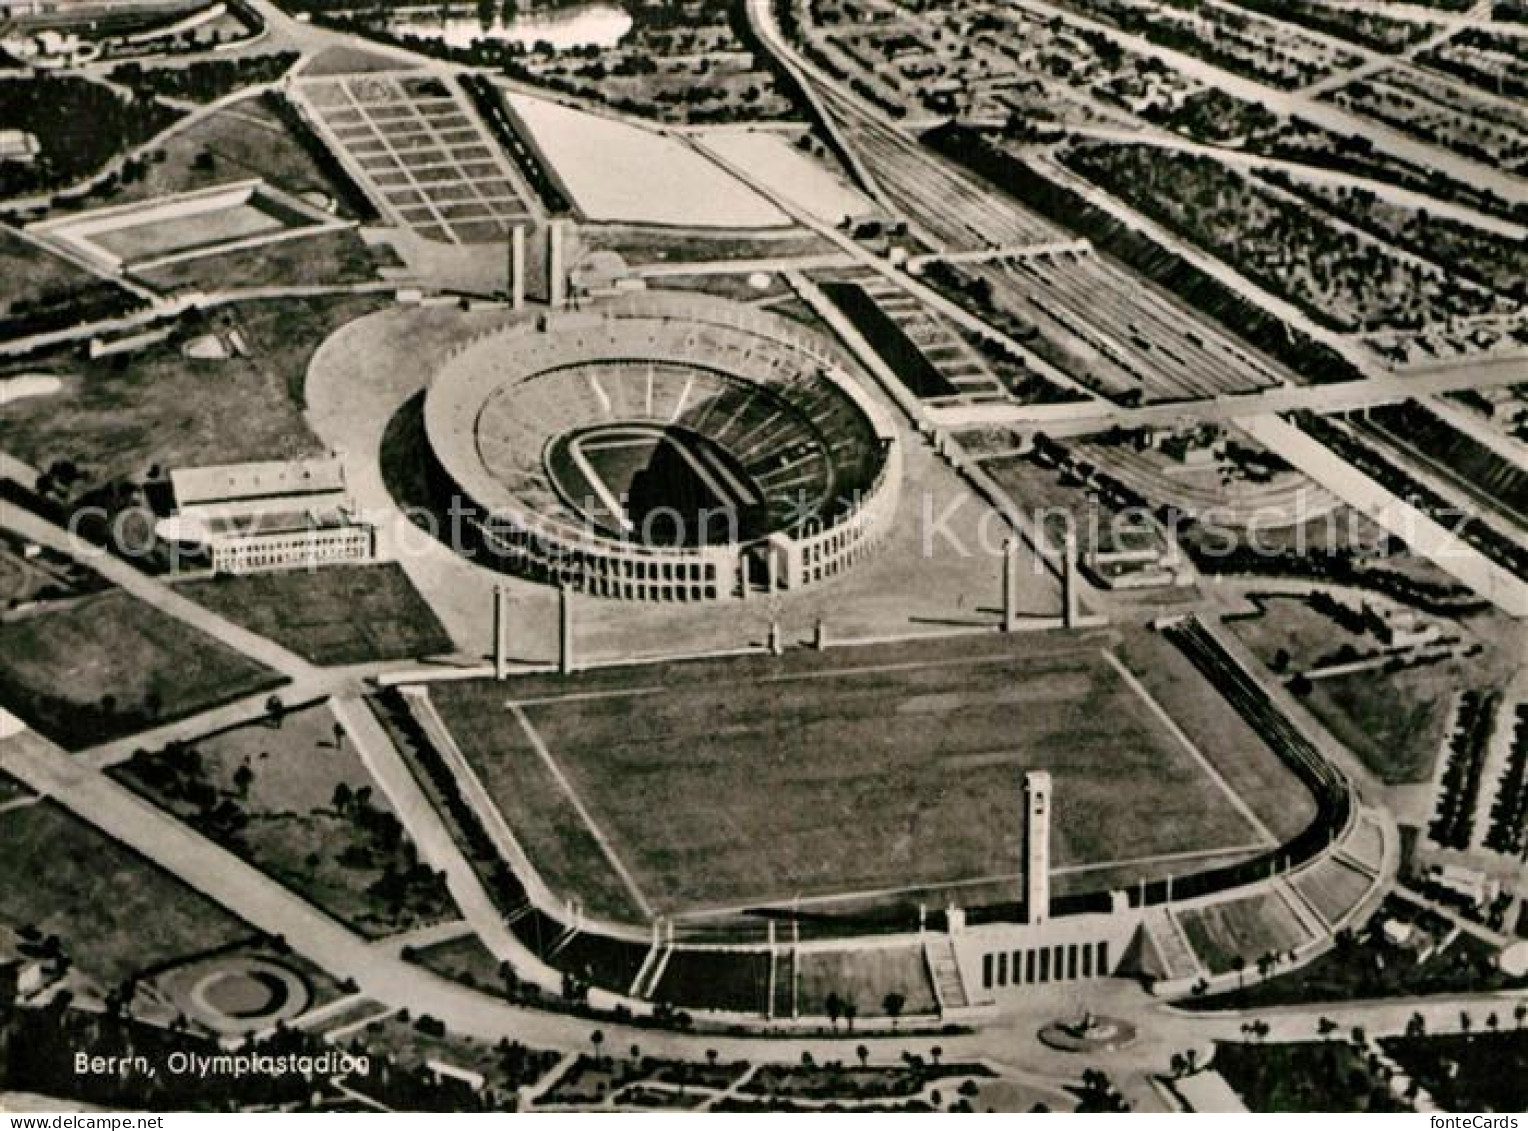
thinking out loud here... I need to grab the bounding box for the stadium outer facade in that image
[423,291,901,600]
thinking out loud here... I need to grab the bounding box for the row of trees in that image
[0,74,181,199]
[925,123,1372,385]
[109,52,299,103]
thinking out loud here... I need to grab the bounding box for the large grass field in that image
[0,226,132,324]
[113,700,454,937]
[431,631,1292,922]
[1215,1040,1408,1112]
[0,589,283,750]
[1299,667,1456,786]
[0,293,389,489]
[105,94,359,218]
[136,229,390,292]
[1224,595,1369,672]
[177,563,455,666]
[1114,629,1317,843]
[0,799,251,985]
[795,945,937,1018]
[1176,892,1312,976]
[92,199,291,261]
[1381,1032,1528,1113]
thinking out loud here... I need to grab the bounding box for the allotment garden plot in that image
[295,71,539,243]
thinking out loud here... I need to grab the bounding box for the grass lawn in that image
[343,1012,560,1099]
[176,563,454,666]
[1183,899,1528,1010]
[540,1054,749,1108]
[1214,1041,1408,1112]
[970,1079,1070,1113]
[795,945,937,1017]
[432,631,1272,921]
[647,273,791,303]
[0,800,251,985]
[982,455,1108,523]
[0,529,109,607]
[134,229,387,292]
[541,1056,659,1106]
[0,227,128,320]
[1299,666,1455,785]
[112,700,455,938]
[1381,1032,1528,1112]
[580,227,833,265]
[428,681,642,923]
[1290,856,1373,927]
[0,771,31,804]
[0,773,31,806]
[92,200,288,260]
[106,94,361,218]
[0,294,389,488]
[0,588,283,749]
[741,1061,992,1102]
[1177,893,1311,976]
[303,45,415,76]
[1224,595,1368,671]
[407,934,506,996]
[608,1085,705,1110]
[652,949,770,1014]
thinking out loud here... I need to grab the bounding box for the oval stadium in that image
[423,292,901,600]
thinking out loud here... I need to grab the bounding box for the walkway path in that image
[328,693,575,999]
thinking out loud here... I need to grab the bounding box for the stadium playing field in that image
[546,423,768,546]
[430,630,1301,924]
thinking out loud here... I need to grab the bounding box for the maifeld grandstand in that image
[424,292,900,599]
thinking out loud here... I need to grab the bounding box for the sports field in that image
[501,90,788,228]
[32,182,343,271]
[431,630,1299,923]
[91,197,290,261]
[295,72,538,244]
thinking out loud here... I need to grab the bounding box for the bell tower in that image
[1024,771,1051,925]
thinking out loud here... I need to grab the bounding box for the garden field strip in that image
[296,73,538,243]
[667,841,1269,921]
[503,652,1081,709]
[336,79,453,239]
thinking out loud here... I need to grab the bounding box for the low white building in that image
[0,130,40,164]
[162,457,375,575]
[1429,864,1499,909]
[1380,919,1415,947]
[1364,603,1441,650]
[425,1060,485,1093]
[1176,1070,1248,1114]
